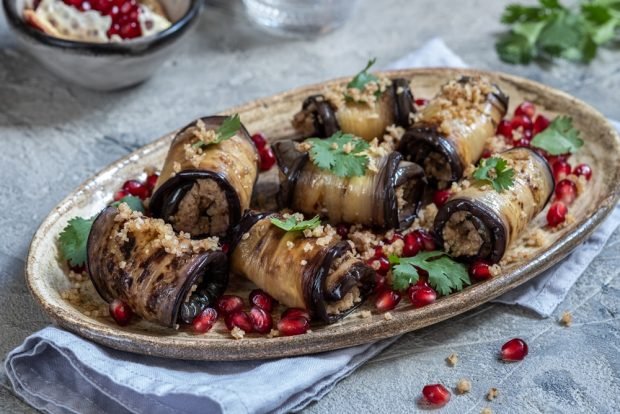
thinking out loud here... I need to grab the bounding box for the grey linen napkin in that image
[3,38,619,414]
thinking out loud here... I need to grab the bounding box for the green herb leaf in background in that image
[530,116,584,155]
[390,252,471,295]
[307,132,370,177]
[346,58,379,92]
[270,215,321,232]
[111,195,145,213]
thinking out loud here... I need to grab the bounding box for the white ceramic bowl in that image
[2,0,202,90]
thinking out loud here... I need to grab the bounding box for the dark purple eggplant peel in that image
[230,212,376,323]
[433,147,554,263]
[87,206,229,327]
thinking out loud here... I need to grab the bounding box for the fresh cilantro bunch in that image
[473,157,516,192]
[306,132,370,177]
[390,252,471,296]
[270,215,321,232]
[496,0,620,64]
[193,114,241,149]
[531,116,584,155]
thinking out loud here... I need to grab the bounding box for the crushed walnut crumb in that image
[286,241,294,250]
[481,408,493,414]
[360,310,372,319]
[300,259,308,266]
[560,311,573,327]
[383,312,393,321]
[231,326,245,340]
[446,353,459,367]
[456,378,471,394]
[489,264,502,277]
[486,387,499,401]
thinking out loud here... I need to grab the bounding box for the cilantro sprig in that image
[496,0,620,64]
[306,132,370,177]
[192,114,241,149]
[390,252,471,296]
[58,217,95,267]
[345,58,384,101]
[473,157,515,193]
[530,116,584,155]
[111,195,145,213]
[270,215,321,232]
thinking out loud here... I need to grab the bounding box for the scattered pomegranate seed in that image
[533,114,551,134]
[422,384,451,406]
[388,232,404,244]
[192,308,218,333]
[221,243,229,254]
[496,119,513,140]
[62,0,143,39]
[225,310,253,333]
[546,154,567,165]
[555,179,577,204]
[522,128,533,141]
[259,146,276,171]
[336,224,349,238]
[109,299,133,326]
[433,190,451,208]
[374,274,387,293]
[145,173,159,190]
[514,138,530,148]
[573,163,592,181]
[469,260,492,280]
[249,306,273,334]
[251,133,268,149]
[375,289,401,312]
[552,160,572,182]
[369,256,390,276]
[415,98,429,106]
[217,295,244,315]
[402,233,421,257]
[113,190,128,201]
[281,308,310,321]
[372,246,385,259]
[414,230,436,251]
[481,148,492,158]
[511,114,533,131]
[277,317,310,336]
[547,201,568,227]
[501,338,529,361]
[249,289,274,312]
[407,282,436,308]
[122,179,149,200]
[515,101,536,119]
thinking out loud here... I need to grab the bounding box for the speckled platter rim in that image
[26,68,620,361]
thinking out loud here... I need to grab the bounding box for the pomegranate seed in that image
[221,243,229,254]
[369,256,390,276]
[522,128,533,141]
[277,317,310,336]
[122,180,149,199]
[573,163,592,181]
[249,289,274,312]
[481,148,492,158]
[113,189,128,201]
[533,114,551,134]
[511,114,533,131]
[496,119,513,140]
[388,232,404,244]
[249,306,273,334]
[375,289,401,312]
[69,263,86,273]
[402,233,421,257]
[501,338,529,361]
[407,283,436,308]
[415,98,429,106]
[414,230,436,251]
[191,307,218,333]
[109,299,133,326]
[225,310,253,333]
[217,295,244,315]
[547,201,568,227]
[433,189,451,208]
[281,308,310,321]
[514,101,536,119]
[336,224,349,238]
[251,133,268,149]
[469,260,492,280]
[259,146,276,171]
[514,138,530,148]
[374,274,387,293]
[145,173,158,190]
[422,384,451,406]
[555,179,577,204]
[552,160,572,182]
[372,246,384,259]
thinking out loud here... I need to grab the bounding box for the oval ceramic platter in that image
[26,68,620,361]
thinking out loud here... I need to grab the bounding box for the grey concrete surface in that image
[1,0,619,412]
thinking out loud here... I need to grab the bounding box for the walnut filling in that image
[324,252,362,315]
[170,179,229,236]
[442,211,484,257]
[395,179,420,223]
[424,152,453,181]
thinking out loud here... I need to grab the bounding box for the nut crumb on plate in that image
[446,353,458,366]
[231,326,245,340]
[456,378,471,394]
[360,310,372,319]
[487,387,499,401]
[560,311,573,327]
[383,312,393,321]
[481,408,493,414]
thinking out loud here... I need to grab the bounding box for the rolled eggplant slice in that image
[273,140,426,229]
[398,76,508,183]
[292,78,415,141]
[433,147,554,263]
[87,205,229,327]
[230,212,376,323]
[150,115,259,238]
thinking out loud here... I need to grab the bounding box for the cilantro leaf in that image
[306,132,370,177]
[58,216,94,267]
[473,157,516,193]
[111,195,145,213]
[530,116,584,155]
[391,252,471,296]
[193,114,241,149]
[346,58,379,91]
[270,215,321,232]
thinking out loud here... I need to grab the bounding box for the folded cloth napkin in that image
[3,38,620,414]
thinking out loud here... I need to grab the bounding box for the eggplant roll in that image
[87,205,229,327]
[292,78,415,141]
[273,140,426,229]
[398,76,508,183]
[230,212,375,323]
[433,147,554,263]
[150,116,259,238]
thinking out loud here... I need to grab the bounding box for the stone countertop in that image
[0,0,619,412]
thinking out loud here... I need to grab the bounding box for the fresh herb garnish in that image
[390,252,471,295]
[111,195,145,213]
[496,0,620,64]
[306,132,370,177]
[192,114,241,149]
[530,116,584,155]
[270,215,321,232]
[473,157,516,193]
[58,216,95,267]
[345,58,384,101]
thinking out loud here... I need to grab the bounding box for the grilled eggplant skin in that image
[87,206,228,327]
[433,147,554,263]
[273,140,426,230]
[149,115,259,238]
[230,212,376,323]
[398,77,508,183]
